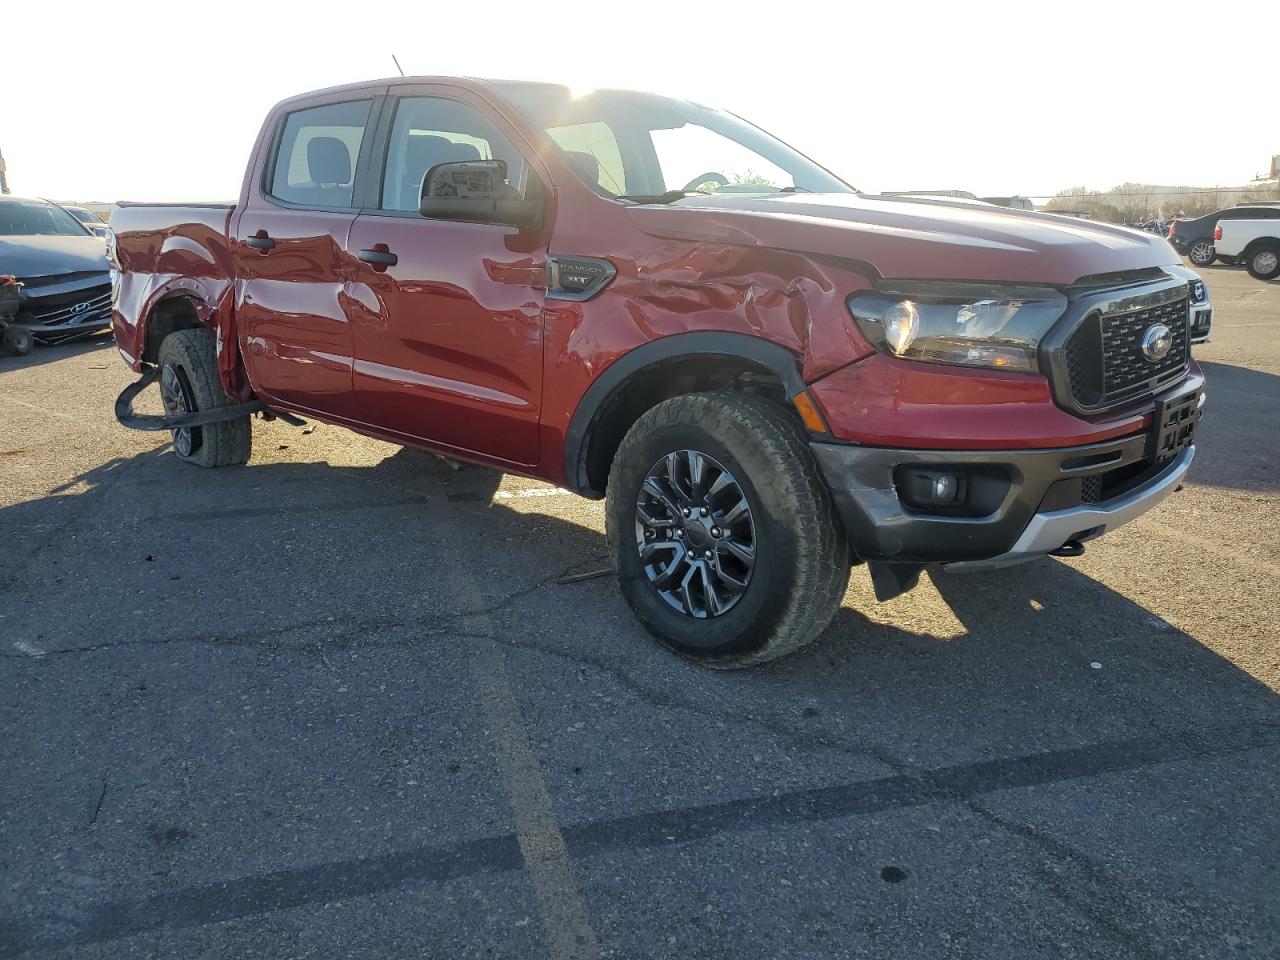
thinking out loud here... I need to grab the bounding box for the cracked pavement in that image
[1,264,1278,959]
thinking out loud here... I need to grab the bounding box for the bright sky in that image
[3,0,1274,203]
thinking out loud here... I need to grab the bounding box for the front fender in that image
[562,331,811,496]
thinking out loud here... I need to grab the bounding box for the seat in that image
[563,151,600,187]
[304,136,354,205]
[399,136,483,210]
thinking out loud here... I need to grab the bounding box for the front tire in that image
[156,328,252,467]
[1245,245,1280,281]
[606,391,850,668]
[2,326,34,356]
[1187,239,1215,267]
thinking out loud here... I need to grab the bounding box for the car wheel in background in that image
[156,328,252,467]
[1187,240,1215,267]
[2,326,34,356]
[606,391,850,668]
[1245,245,1280,281]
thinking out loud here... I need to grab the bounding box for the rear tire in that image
[605,391,850,668]
[1245,245,1280,281]
[156,328,251,467]
[1187,239,1215,267]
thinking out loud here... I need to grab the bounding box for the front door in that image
[344,89,547,466]
[234,95,380,420]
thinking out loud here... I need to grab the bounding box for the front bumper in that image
[811,383,1201,571]
[945,445,1192,571]
[13,312,112,338]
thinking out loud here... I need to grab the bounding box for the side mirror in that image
[419,159,542,229]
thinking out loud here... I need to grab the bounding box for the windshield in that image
[491,82,852,200]
[0,200,89,236]
[65,206,106,224]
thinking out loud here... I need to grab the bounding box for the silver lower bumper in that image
[945,444,1194,573]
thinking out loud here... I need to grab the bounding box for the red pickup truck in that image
[109,77,1205,667]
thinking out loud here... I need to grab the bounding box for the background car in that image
[0,195,112,344]
[1167,205,1280,266]
[56,202,112,239]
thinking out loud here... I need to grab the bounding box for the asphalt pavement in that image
[1,263,1277,959]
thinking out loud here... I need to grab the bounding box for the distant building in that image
[0,148,9,194]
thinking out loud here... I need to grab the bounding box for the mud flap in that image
[867,561,924,602]
[114,366,267,432]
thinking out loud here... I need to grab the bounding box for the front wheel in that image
[2,326,34,356]
[156,328,252,467]
[1187,239,1215,267]
[606,391,850,667]
[1246,245,1280,281]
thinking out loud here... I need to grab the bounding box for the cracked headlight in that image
[849,282,1068,373]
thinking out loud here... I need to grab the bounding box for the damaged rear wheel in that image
[156,328,251,467]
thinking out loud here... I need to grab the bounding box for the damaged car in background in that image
[0,195,112,345]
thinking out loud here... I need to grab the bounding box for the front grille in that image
[23,285,112,326]
[1063,295,1189,410]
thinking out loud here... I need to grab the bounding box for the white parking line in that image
[12,640,46,658]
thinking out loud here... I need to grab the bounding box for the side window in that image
[381,97,529,212]
[546,121,627,195]
[268,100,372,209]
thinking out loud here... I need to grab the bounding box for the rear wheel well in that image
[578,356,794,498]
[142,296,207,364]
[1244,237,1280,256]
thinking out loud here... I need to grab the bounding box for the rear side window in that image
[380,97,529,212]
[268,100,372,209]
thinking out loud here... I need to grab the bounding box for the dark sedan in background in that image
[0,195,112,344]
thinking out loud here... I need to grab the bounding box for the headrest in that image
[564,151,599,185]
[307,136,352,186]
[404,137,484,185]
[441,141,482,164]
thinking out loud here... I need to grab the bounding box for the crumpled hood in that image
[624,193,1179,285]
[0,234,109,280]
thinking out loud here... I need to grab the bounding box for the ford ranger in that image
[109,77,1206,667]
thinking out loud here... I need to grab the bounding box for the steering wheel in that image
[682,172,729,194]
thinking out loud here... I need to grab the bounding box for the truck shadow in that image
[2,440,1278,956]
[4,440,1275,742]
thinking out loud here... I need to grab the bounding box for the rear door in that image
[233,91,383,419]
[343,85,549,466]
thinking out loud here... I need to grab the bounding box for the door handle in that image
[358,246,398,268]
[245,231,276,251]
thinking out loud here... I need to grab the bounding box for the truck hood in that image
[624,193,1179,285]
[0,234,109,281]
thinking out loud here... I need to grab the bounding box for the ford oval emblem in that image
[1141,323,1173,363]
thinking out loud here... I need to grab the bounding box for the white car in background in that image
[1214,219,1280,280]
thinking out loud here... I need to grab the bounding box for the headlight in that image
[1164,263,1207,304]
[849,282,1067,373]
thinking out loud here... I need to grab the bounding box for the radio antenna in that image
[392,54,405,77]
